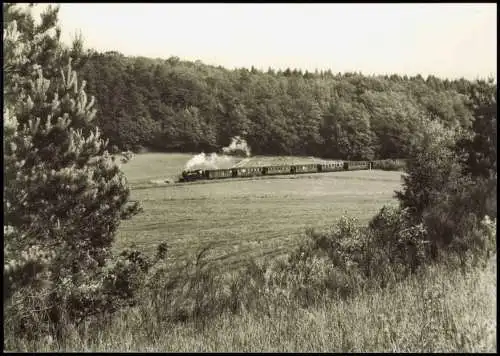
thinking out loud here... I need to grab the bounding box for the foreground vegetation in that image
[4,4,496,352]
[5,226,496,352]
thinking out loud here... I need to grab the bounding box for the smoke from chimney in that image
[184,136,252,171]
[222,136,251,157]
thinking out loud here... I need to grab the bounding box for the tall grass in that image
[5,212,496,352]
[5,253,496,352]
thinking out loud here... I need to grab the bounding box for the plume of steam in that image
[222,136,251,157]
[184,152,233,171]
[183,136,252,171]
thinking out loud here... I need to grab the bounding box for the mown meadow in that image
[117,153,403,269]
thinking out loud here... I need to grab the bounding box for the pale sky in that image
[32,3,497,80]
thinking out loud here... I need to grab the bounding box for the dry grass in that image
[10,256,496,352]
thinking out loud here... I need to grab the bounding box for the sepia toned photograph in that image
[3,2,496,352]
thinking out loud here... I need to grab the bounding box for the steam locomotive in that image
[179,160,390,182]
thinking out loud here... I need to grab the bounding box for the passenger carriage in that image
[232,167,264,178]
[318,161,345,172]
[205,169,233,179]
[346,161,371,171]
[262,165,292,176]
[291,163,318,174]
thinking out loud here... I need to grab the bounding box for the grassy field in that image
[117,153,403,268]
[120,152,196,185]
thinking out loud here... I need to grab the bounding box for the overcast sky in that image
[33,3,497,80]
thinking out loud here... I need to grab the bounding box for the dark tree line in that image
[77,50,493,160]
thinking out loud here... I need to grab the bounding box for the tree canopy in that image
[75,51,494,159]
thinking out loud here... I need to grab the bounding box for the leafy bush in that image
[297,216,366,268]
[285,216,371,299]
[396,96,496,264]
[285,211,433,296]
[367,206,429,276]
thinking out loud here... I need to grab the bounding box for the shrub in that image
[396,109,496,264]
[365,206,430,280]
[395,81,496,266]
[286,216,370,300]
[299,216,366,268]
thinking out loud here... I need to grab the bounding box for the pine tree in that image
[4,4,144,338]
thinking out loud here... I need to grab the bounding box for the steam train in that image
[179,160,386,182]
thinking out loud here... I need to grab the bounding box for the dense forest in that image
[74,49,493,159]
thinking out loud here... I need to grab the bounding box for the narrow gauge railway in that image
[179,160,401,182]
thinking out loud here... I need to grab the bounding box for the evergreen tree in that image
[4,4,144,337]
